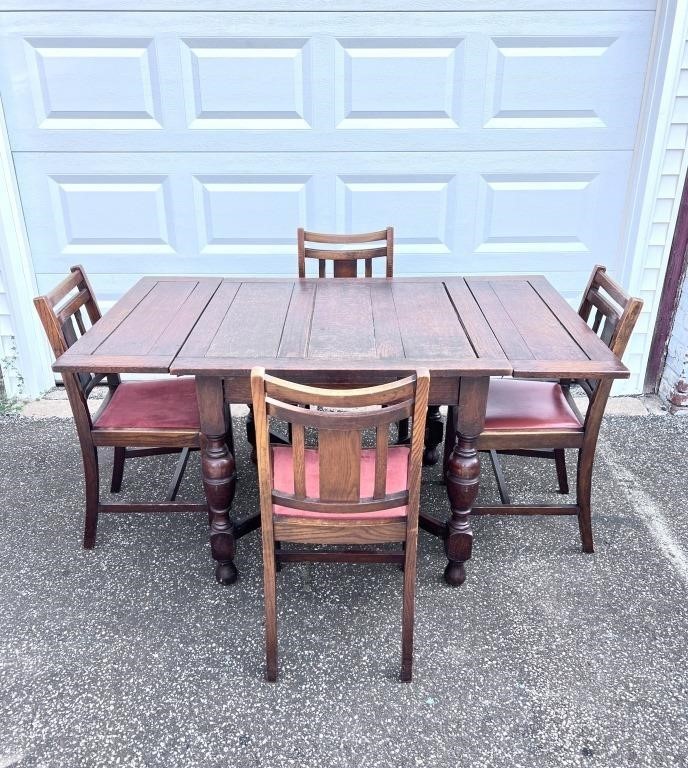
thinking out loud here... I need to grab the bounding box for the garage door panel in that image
[193,174,322,255]
[51,173,177,257]
[0,11,652,151]
[16,151,631,285]
[181,38,314,130]
[484,35,633,131]
[334,38,464,130]
[336,174,460,258]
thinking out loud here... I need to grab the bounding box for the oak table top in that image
[53,275,629,382]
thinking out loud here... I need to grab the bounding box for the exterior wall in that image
[648,19,688,410]
[0,93,55,399]
[618,2,688,395]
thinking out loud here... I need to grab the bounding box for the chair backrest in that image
[33,265,119,416]
[297,227,394,279]
[575,265,643,417]
[578,265,643,360]
[251,369,429,518]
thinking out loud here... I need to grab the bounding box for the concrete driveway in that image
[0,400,686,768]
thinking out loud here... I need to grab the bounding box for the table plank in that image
[370,280,405,359]
[177,281,241,358]
[278,281,317,358]
[206,282,294,358]
[463,278,533,360]
[308,281,376,360]
[443,278,508,361]
[62,277,157,356]
[468,277,588,360]
[148,279,224,356]
[97,281,198,356]
[392,281,475,359]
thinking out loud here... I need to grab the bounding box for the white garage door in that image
[0,8,653,310]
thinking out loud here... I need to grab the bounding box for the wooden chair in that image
[251,367,429,682]
[297,227,394,278]
[444,265,643,552]
[34,266,211,549]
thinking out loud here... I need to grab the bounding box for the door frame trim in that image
[0,92,54,398]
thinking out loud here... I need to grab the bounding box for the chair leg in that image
[423,406,444,466]
[489,450,512,505]
[165,448,191,502]
[83,445,100,549]
[264,543,279,682]
[554,449,569,494]
[576,449,595,554]
[110,446,125,493]
[400,539,417,682]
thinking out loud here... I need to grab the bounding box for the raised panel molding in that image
[24,38,161,129]
[49,175,175,254]
[194,175,314,254]
[485,35,636,130]
[335,38,463,129]
[337,175,456,256]
[475,173,597,254]
[182,39,312,129]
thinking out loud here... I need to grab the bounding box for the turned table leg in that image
[423,406,444,466]
[443,377,489,587]
[197,376,238,585]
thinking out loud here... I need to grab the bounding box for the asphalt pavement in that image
[0,403,686,768]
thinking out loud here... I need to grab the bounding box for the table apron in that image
[222,374,460,406]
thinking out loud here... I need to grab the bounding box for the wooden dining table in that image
[53,275,629,586]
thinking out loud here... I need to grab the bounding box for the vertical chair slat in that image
[74,307,87,336]
[318,428,361,502]
[374,424,388,499]
[292,422,307,498]
[297,227,306,278]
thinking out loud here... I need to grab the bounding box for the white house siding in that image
[1,1,682,397]
[633,28,688,398]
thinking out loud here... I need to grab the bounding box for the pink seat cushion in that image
[271,445,409,519]
[485,379,582,431]
[93,378,200,431]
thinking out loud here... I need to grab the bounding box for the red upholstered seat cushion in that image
[93,378,200,431]
[484,379,582,432]
[271,445,409,519]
